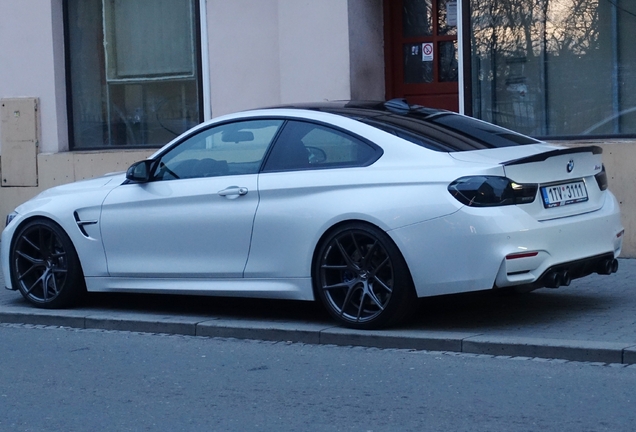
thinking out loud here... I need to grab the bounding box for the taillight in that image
[595,165,608,191]
[448,176,537,207]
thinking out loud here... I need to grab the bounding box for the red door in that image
[384,0,459,111]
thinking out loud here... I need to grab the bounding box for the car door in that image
[100,119,284,278]
[246,120,382,279]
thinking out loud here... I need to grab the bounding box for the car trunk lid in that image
[450,145,606,221]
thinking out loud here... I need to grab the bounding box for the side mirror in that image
[126,160,153,183]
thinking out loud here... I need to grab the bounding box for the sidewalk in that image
[1,252,635,364]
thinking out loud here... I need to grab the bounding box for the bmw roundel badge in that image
[567,159,574,173]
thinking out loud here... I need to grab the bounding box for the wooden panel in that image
[1,98,38,187]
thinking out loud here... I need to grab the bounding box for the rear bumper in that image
[496,252,617,292]
[389,191,623,298]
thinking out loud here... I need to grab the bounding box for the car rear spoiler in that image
[502,145,603,166]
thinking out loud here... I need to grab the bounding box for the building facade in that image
[1,0,635,255]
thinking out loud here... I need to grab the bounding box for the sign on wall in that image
[422,43,434,62]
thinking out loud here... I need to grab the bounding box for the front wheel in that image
[10,219,85,308]
[313,223,417,329]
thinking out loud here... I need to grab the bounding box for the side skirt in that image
[84,277,315,301]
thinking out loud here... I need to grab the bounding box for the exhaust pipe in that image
[597,258,619,275]
[544,270,571,289]
[544,271,562,288]
[559,270,571,287]
[545,257,618,288]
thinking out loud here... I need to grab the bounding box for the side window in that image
[153,119,283,180]
[263,121,379,172]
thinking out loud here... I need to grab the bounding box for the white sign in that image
[447,1,458,27]
[422,43,434,62]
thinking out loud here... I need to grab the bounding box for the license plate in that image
[541,181,588,208]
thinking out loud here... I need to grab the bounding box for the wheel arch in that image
[10,214,75,248]
[8,215,87,280]
[8,215,87,307]
[310,218,419,329]
[310,219,415,298]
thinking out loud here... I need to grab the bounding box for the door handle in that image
[218,186,248,199]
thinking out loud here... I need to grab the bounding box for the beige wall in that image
[0,0,67,155]
[207,0,358,117]
[602,143,636,257]
[0,150,153,223]
[348,0,385,100]
[278,0,351,104]
[207,0,281,116]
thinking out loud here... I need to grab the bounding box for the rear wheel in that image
[314,223,416,329]
[10,219,85,308]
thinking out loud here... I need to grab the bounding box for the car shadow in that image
[0,284,619,331]
[82,291,334,324]
[78,285,618,331]
[406,287,618,331]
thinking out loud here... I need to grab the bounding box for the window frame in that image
[149,118,286,181]
[146,116,384,178]
[63,0,205,150]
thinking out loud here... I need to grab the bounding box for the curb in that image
[2,309,636,365]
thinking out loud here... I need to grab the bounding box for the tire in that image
[313,223,417,329]
[10,219,85,308]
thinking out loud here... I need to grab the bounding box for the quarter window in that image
[263,121,379,172]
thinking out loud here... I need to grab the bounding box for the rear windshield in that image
[429,113,540,146]
[318,103,542,152]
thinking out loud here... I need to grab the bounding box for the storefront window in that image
[65,0,202,148]
[470,0,636,137]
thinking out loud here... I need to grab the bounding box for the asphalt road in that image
[1,323,635,432]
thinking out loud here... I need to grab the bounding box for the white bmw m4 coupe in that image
[1,100,624,329]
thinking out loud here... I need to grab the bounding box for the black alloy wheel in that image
[314,223,416,329]
[10,219,84,308]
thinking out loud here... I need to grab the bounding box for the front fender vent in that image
[74,211,98,238]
